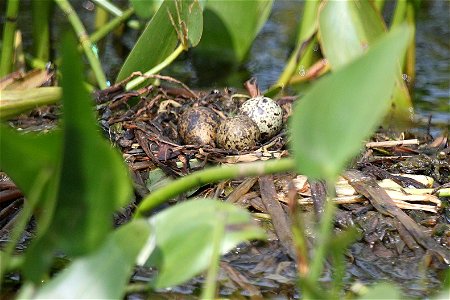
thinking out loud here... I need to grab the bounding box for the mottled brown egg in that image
[178,107,220,146]
[239,96,283,140]
[216,115,260,151]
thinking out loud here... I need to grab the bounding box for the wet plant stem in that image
[274,0,318,89]
[125,44,186,91]
[32,0,52,62]
[201,213,225,299]
[92,0,123,17]
[0,0,20,77]
[55,0,107,89]
[134,158,296,218]
[83,7,135,47]
[308,180,337,281]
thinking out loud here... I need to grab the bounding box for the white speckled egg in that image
[216,115,260,151]
[239,96,283,140]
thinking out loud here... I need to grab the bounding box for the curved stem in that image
[90,7,135,44]
[134,158,296,217]
[125,44,186,91]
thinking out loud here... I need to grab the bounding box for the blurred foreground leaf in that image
[318,1,413,123]
[21,32,132,282]
[21,220,150,299]
[143,199,266,288]
[0,128,61,200]
[290,25,411,180]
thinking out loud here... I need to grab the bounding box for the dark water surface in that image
[239,1,450,131]
[414,1,450,129]
[174,1,449,131]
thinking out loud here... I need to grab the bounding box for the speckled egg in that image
[239,96,283,140]
[178,107,220,146]
[216,115,260,151]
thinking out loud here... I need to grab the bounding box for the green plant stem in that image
[372,0,386,12]
[436,188,450,197]
[94,4,109,53]
[0,87,62,120]
[391,0,407,28]
[274,0,319,89]
[291,203,310,277]
[55,0,107,89]
[125,44,186,91]
[25,53,48,69]
[275,38,314,89]
[308,180,337,281]
[32,0,52,62]
[91,0,123,17]
[135,158,296,217]
[0,0,20,77]
[201,213,225,300]
[89,7,135,45]
[405,2,416,84]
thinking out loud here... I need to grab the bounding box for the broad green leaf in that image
[318,1,386,69]
[318,1,413,123]
[144,199,266,288]
[290,26,411,180]
[116,0,203,82]
[130,0,162,19]
[194,0,273,63]
[27,220,150,299]
[185,0,203,47]
[23,32,132,282]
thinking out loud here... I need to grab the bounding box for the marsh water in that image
[167,1,450,131]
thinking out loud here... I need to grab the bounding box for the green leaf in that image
[194,0,273,63]
[290,25,411,180]
[116,0,203,82]
[185,0,203,47]
[318,1,386,69]
[144,199,266,288]
[130,0,162,19]
[27,220,150,299]
[23,32,132,282]
[318,1,413,123]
